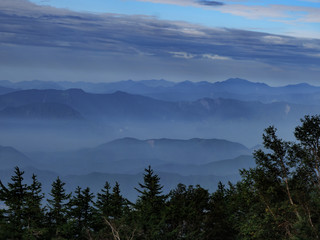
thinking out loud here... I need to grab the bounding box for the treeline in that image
[2,115,320,239]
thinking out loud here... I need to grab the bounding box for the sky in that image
[29,0,320,38]
[0,0,319,85]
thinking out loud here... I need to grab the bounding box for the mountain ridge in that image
[0,88,317,122]
[2,78,320,104]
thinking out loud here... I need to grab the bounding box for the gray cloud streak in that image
[196,0,225,6]
[0,0,319,84]
[0,1,319,65]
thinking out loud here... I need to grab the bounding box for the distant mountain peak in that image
[219,78,269,86]
[284,83,312,88]
[139,79,175,87]
[65,88,86,94]
[224,78,249,83]
[112,90,131,95]
[176,80,194,86]
[100,137,141,147]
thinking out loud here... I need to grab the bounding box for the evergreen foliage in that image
[135,166,167,240]
[46,177,71,239]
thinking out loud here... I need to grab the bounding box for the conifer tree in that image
[110,181,127,219]
[69,186,94,239]
[96,181,112,217]
[47,177,71,238]
[135,166,166,240]
[0,167,28,239]
[93,181,114,238]
[23,174,46,239]
[93,181,132,240]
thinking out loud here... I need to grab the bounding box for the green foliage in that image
[204,182,236,240]
[68,187,94,239]
[0,167,28,239]
[165,183,209,239]
[135,166,167,240]
[95,181,112,217]
[47,177,71,239]
[23,174,47,239]
[0,168,48,239]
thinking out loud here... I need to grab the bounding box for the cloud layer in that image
[136,0,320,28]
[0,0,319,84]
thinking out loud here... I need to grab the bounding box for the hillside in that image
[0,102,83,120]
[2,78,320,104]
[0,88,318,122]
[0,145,32,170]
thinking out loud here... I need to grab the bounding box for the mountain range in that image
[0,87,318,122]
[2,78,320,104]
[1,77,319,200]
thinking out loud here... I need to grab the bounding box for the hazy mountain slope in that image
[0,89,177,120]
[0,145,33,170]
[0,86,16,95]
[27,137,251,175]
[3,78,320,104]
[0,80,63,90]
[0,102,83,120]
[0,88,318,122]
[154,155,255,176]
[97,137,250,162]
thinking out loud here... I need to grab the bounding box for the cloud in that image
[196,0,224,6]
[262,36,288,45]
[170,52,196,59]
[169,52,231,60]
[213,4,320,24]
[299,0,320,2]
[0,0,318,65]
[303,42,320,50]
[0,0,319,84]
[134,0,196,7]
[202,54,231,60]
[133,0,225,8]
[135,0,320,25]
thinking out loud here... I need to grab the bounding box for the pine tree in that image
[47,177,71,238]
[93,181,132,239]
[110,181,127,219]
[95,181,112,217]
[135,166,167,240]
[69,186,94,239]
[0,167,28,239]
[23,174,46,239]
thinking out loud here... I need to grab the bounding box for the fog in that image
[0,79,314,200]
[0,116,300,153]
